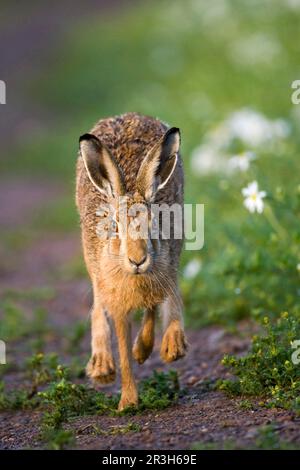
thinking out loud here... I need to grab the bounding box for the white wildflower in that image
[297,263,300,273]
[226,109,275,146]
[228,151,256,172]
[223,108,290,147]
[191,109,290,178]
[183,259,202,279]
[191,144,226,175]
[242,181,267,214]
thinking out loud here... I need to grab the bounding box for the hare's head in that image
[79,128,180,276]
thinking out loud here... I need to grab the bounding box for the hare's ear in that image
[79,133,124,197]
[136,127,180,201]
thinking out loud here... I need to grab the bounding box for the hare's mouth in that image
[126,265,150,275]
[123,254,152,275]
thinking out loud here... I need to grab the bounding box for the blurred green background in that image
[0,0,299,329]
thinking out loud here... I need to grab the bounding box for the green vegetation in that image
[0,381,38,411]
[0,301,48,342]
[39,428,75,451]
[0,350,180,448]
[2,287,55,302]
[38,367,180,426]
[65,320,89,353]
[191,424,298,450]
[219,312,300,413]
[26,352,60,386]
[123,370,181,413]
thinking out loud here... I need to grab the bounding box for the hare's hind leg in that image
[160,286,188,363]
[86,281,116,384]
[133,306,156,364]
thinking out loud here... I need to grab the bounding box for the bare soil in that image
[1,321,300,449]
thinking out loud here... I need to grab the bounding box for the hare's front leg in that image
[114,316,138,411]
[160,286,188,363]
[132,307,156,364]
[86,284,116,384]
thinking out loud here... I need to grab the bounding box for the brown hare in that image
[76,112,187,411]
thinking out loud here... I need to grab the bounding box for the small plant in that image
[0,381,8,410]
[40,428,75,450]
[138,370,181,411]
[238,399,254,410]
[39,367,115,430]
[26,352,60,387]
[254,424,280,450]
[253,424,299,450]
[218,312,300,412]
[191,424,297,451]
[0,380,38,410]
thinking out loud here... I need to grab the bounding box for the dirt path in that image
[1,322,299,450]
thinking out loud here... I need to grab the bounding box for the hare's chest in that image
[99,274,165,315]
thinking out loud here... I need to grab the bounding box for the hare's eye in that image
[111,220,118,231]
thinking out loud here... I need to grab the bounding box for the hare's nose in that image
[129,255,147,267]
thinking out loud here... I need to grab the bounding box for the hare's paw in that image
[132,334,154,364]
[86,352,116,385]
[118,392,138,412]
[160,321,188,363]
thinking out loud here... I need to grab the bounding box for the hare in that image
[76,112,187,411]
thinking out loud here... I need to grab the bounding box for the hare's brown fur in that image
[76,112,187,410]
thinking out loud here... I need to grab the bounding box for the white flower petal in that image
[244,198,256,213]
[242,181,266,214]
[183,259,202,279]
[248,181,258,193]
[242,187,250,197]
[256,198,264,213]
